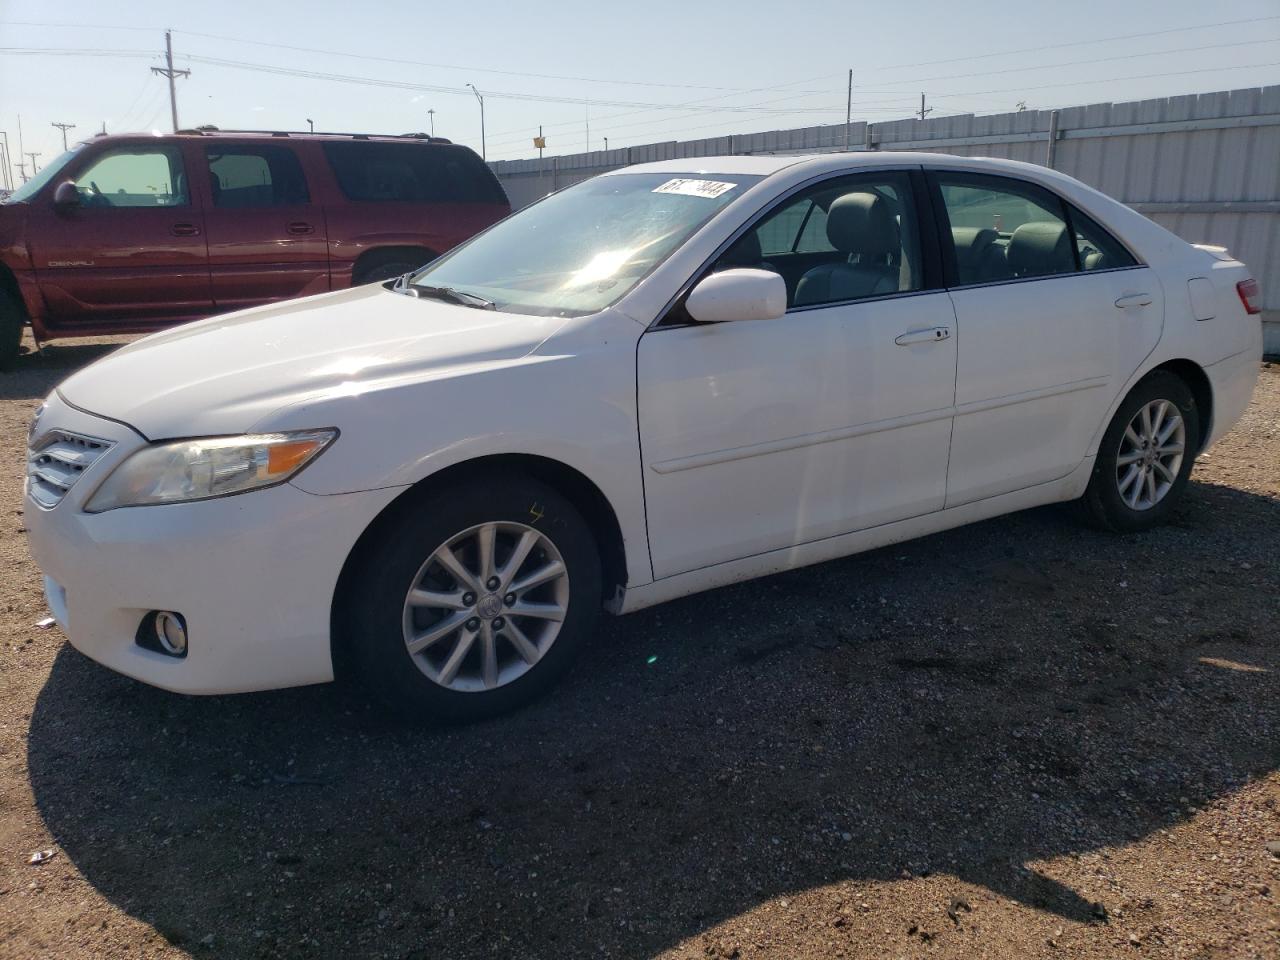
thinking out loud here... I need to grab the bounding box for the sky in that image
[1,0,1279,182]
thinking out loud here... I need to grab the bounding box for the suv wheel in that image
[343,476,602,722]
[0,289,24,371]
[1079,371,1200,532]
[352,252,432,285]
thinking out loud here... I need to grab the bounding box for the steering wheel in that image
[83,180,109,208]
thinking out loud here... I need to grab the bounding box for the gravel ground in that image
[0,331,1277,959]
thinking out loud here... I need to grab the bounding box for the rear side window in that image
[936,174,1075,283]
[1070,206,1137,271]
[206,145,309,208]
[322,143,503,203]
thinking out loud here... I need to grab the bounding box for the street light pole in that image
[466,84,485,160]
[428,109,435,137]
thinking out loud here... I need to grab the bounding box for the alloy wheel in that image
[1115,399,1185,511]
[401,521,570,692]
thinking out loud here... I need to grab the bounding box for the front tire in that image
[1079,371,1200,532]
[0,289,24,371]
[343,476,602,722]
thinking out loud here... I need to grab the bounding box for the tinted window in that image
[206,145,309,208]
[322,143,503,203]
[937,175,1075,283]
[718,173,920,309]
[1070,205,1137,271]
[73,147,188,207]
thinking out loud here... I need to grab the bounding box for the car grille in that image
[26,430,114,509]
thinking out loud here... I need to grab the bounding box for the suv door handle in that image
[1114,293,1153,309]
[895,326,951,346]
[286,222,314,235]
[170,222,200,237]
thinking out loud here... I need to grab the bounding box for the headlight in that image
[84,429,337,513]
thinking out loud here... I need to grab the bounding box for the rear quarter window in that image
[321,142,504,204]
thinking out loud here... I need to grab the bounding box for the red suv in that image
[0,129,509,367]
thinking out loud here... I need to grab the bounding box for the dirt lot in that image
[0,332,1277,959]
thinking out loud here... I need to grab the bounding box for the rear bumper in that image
[1203,346,1261,449]
[24,394,404,694]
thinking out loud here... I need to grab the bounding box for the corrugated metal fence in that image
[490,84,1280,344]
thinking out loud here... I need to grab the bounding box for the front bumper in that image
[24,393,404,694]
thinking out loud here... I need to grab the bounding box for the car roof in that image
[81,130,457,146]
[605,151,1058,181]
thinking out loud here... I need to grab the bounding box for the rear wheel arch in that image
[349,246,438,285]
[1150,359,1212,454]
[330,453,628,678]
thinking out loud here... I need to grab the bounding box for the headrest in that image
[1006,221,1071,277]
[951,226,1000,267]
[826,191,899,256]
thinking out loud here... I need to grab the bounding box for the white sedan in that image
[25,153,1263,720]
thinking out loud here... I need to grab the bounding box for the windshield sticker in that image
[652,178,738,199]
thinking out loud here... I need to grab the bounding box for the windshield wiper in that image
[401,279,496,310]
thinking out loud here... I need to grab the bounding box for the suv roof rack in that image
[173,127,453,144]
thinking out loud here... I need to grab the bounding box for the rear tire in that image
[352,251,434,285]
[0,289,24,371]
[342,476,602,722]
[1079,371,1200,533]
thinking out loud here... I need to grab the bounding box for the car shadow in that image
[1,334,131,402]
[26,479,1280,958]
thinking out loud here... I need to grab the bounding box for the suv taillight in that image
[1236,278,1261,315]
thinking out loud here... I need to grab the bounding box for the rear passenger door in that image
[929,171,1163,507]
[198,142,330,309]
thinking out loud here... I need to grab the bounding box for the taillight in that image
[1236,278,1261,315]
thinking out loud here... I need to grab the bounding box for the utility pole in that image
[0,131,11,191]
[917,92,932,122]
[584,101,589,153]
[51,121,76,151]
[466,84,485,160]
[16,161,27,183]
[150,30,190,132]
[427,109,435,137]
[844,68,852,151]
[25,152,41,176]
[603,136,608,152]
[306,118,314,132]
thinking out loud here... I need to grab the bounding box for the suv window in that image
[717,172,920,309]
[74,147,188,207]
[322,143,503,204]
[206,145,309,208]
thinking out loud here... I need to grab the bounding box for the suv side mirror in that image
[686,268,787,324]
[52,181,82,210]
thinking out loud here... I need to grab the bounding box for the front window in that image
[409,172,761,317]
[2,145,82,204]
[74,147,188,208]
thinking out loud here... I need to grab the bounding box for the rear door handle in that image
[1114,293,1153,309]
[170,222,200,237]
[287,222,315,235]
[895,326,951,346]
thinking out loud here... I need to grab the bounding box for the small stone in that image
[1265,840,1280,858]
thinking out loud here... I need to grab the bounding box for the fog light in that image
[154,611,187,655]
[136,611,188,657]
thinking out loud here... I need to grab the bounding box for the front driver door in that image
[26,142,212,328]
[638,170,958,579]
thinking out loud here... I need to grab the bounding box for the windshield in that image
[409,172,761,317]
[3,145,83,204]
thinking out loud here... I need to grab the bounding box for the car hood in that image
[57,285,567,439]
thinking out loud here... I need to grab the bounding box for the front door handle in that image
[1114,293,1153,309]
[286,222,315,235]
[170,222,200,237]
[895,326,951,346]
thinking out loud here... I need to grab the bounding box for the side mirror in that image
[52,181,81,210]
[685,268,787,324]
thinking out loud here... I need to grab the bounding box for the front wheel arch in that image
[330,454,628,681]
